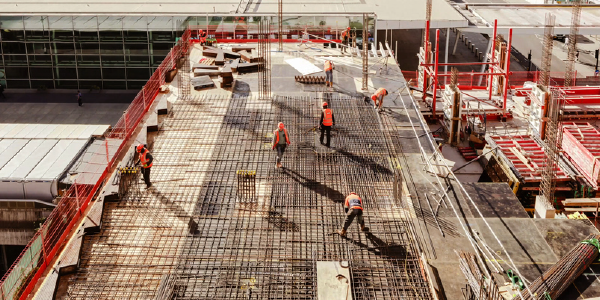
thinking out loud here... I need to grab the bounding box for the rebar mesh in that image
[62,94,432,300]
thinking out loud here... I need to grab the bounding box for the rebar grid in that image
[63,94,431,300]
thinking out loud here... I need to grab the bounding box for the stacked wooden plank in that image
[562,122,600,188]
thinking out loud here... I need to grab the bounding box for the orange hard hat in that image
[322,102,328,108]
[350,192,357,195]
[347,27,351,30]
[371,95,377,101]
[199,29,204,34]
[278,122,285,129]
[136,144,145,152]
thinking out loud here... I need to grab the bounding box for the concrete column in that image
[452,30,460,55]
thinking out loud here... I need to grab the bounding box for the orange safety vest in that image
[371,88,387,101]
[322,109,333,126]
[140,149,153,168]
[274,128,290,144]
[342,30,349,38]
[324,61,332,71]
[345,194,363,210]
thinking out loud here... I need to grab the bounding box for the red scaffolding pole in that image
[432,29,440,117]
[503,28,513,112]
[489,20,498,101]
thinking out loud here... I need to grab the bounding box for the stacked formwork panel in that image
[486,135,574,202]
[562,122,600,190]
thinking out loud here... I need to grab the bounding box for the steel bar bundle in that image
[457,251,502,300]
[516,233,600,299]
[295,75,326,84]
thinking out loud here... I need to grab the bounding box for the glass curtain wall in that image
[0,16,184,89]
[0,15,357,90]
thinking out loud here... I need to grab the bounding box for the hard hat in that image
[278,122,285,129]
[136,144,145,152]
[350,192,357,195]
[199,29,204,34]
[347,27,351,30]
[371,95,377,101]
[322,102,328,108]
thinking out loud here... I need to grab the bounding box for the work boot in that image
[277,162,282,168]
[145,183,153,189]
[338,229,347,236]
[361,224,369,232]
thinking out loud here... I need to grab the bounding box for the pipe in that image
[503,28,513,112]
[433,29,440,118]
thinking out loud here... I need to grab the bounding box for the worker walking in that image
[320,102,335,147]
[272,122,291,168]
[324,60,334,87]
[77,90,82,107]
[371,87,388,111]
[338,192,368,236]
[341,27,350,53]
[136,144,153,189]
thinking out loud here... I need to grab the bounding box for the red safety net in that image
[0,29,191,300]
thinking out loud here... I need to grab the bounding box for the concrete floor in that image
[0,102,130,125]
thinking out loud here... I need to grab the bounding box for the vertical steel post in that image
[432,29,440,118]
[362,14,369,91]
[489,20,497,101]
[503,28,513,112]
[422,20,430,102]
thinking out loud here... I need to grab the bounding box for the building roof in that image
[0,0,468,29]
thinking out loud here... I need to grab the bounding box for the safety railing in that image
[0,28,191,300]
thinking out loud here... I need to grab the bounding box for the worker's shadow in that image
[341,231,407,259]
[149,188,199,235]
[336,148,393,176]
[282,168,345,203]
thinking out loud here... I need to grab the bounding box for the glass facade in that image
[0,16,185,90]
[0,15,360,90]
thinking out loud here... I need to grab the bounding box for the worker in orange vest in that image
[371,87,388,111]
[272,122,291,168]
[338,192,368,236]
[135,144,154,189]
[324,60,334,87]
[320,102,335,147]
[341,27,350,53]
[198,29,207,45]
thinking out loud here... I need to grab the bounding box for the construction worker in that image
[338,192,368,236]
[198,29,207,45]
[371,87,388,111]
[272,122,290,168]
[341,27,350,53]
[320,102,335,147]
[135,144,153,189]
[324,60,334,87]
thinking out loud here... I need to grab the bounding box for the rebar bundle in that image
[457,251,502,300]
[117,166,139,199]
[278,0,283,52]
[539,13,555,87]
[236,170,256,202]
[295,75,326,84]
[517,234,600,300]
[564,0,581,87]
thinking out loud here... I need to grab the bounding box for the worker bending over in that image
[371,88,388,111]
[272,122,291,168]
[320,102,335,147]
[324,60,334,87]
[338,192,368,236]
[341,27,350,53]
[198,29,207,45]
[135,144,154,189]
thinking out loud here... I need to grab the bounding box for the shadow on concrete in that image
[283,167,345,203]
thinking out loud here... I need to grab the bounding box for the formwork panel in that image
[562,122,600,188]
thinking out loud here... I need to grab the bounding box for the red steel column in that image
[489,20,497,101]
[422,20,430,102]
[503,28,513,112]
[432,29,440,117]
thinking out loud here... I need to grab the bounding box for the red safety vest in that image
[342,30,348,38]
[322,109,333,126]
[274,128,290,144]
[140,149,153,168]
[345,194,363,210]
[373,88,386,98]
[324,61,333,71]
